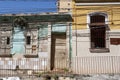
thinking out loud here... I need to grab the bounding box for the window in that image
[88,12,109,52]
[6,37,10,45]
[90,15,105,23]
[26,36,31,45]
[90,26,106,48]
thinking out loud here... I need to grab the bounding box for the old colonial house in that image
[0,13,72,72]
[1,0,120,75]
[72,0,120,74]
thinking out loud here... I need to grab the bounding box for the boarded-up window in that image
[7,37,10,45]
[110,38,120,45]
[26,36,31,45]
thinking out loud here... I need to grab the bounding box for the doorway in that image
[51,33,67,70]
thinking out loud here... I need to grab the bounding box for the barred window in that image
[90,14,106,48]
[90,26,106,48]
[89,12,109,53]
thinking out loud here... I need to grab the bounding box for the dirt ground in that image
[1,70,120,80]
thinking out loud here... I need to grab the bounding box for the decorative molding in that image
[76,3,120,6]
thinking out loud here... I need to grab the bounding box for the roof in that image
[0,13,72,23]
[75,0,120,3]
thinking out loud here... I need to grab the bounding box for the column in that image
[47,23,52,70]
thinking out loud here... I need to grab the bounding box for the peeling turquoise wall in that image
[52,23,67,33]
[10,23,68,54]
[38,23,67,38]
[11,27,25,54]
[38,24,48,39]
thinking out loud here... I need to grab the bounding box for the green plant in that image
[13,17,28,29]
[52,74,59,80]
[38,72,42,77]
[63,68,69,72]
[44,75,51,80]
[43,71,51,74]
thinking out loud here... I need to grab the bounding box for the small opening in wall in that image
[68,3,70,5]
[68,9,70,11]
[26,36,31,45]
[16,65,19,70]
[7,37,10,45]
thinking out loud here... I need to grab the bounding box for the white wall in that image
[71,29,120,74]
[72,29,120,57]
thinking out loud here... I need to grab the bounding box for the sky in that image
[0,0,57,14]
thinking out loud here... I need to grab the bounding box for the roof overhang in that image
[0,13,73,23]
[76,2,120,6]
[75,0,120,3]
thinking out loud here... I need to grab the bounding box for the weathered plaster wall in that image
[0,23,70,71]
[0,24,12,54]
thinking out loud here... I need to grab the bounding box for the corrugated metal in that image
[1,56,120,74]
[72,56,120,74]
[0,58,49,70]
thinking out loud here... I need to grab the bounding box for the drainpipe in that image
[69,23,72,70]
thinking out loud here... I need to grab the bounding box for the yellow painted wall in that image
[72,3,120,30]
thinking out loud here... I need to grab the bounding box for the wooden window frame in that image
[89,12,109,53]
[90,26,106,48]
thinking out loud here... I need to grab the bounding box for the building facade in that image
[0,13,72,72]
[72,0,120,74]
